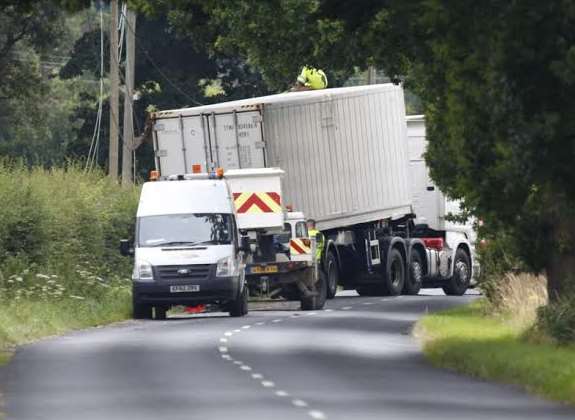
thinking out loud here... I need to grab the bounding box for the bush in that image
[0,160,140,301]
[536,297,575,344]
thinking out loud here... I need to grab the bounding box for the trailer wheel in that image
[301,270,327,310]
[229,285,249,317]
[382,248,405,296]
[443,248,471,296]
[132,294,152,320]
[325,251,339,299]
[404,251,423,295]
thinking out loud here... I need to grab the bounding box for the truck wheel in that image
[154,306,168,320]
[404,251,423,295]
[443,248,471,296]
[325,252,339,299]
[132,294,152,320]
[382,248,405,296]
[301,271,327,310]
[229,286,249,317]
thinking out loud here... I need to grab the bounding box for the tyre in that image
[325,251,339,299]
[154,306,168,320]
[132,293,152,320]
[443,248,471,296]
[301,270,327,310]
[382,248,405,296]
[403,250,423,295]
[229,285,249,317]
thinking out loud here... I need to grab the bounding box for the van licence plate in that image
[170,285,200,293]
[251,265,278,274]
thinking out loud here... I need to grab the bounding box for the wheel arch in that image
[408,239,428,276]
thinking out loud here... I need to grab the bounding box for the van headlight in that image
[216,256,239,277]
[133,261,154,282]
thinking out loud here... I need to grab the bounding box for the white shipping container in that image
[153,84,412,231]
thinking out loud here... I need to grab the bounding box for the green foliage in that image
[536,297,575,344]
[0,161,139,300]
[419,301,575,404]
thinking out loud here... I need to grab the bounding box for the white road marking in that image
[342,306,352,310]
[221,355,232,360]
[275,390,289,397]
[219,338,228,343]
[292,399,308,407]
[261,380,275,388]
[272,319,283,323]
[234,329,241,333]
[224,332,233,337]
[324,309,333,312]
[363,302,374,306]
[251,373,263,379]
[240,365,252,371]
[242,325,251,329]
[255,322,265,326]
[308,410,327,419]
[218,346,228,353]
[307,312,317,316]
[233,361,243,365]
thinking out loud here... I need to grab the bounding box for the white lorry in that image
[120,168,325,319]
[150,84,474,298]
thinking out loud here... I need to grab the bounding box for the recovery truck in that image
[149,84,474,299]
[120,167,325,320]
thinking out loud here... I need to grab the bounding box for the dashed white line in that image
[272,319,283,323]
[255,322,265,326]
[275,390,289,397]
[233,329,241,333]
[221,354,232,360]
[251,373,263,379]
[341,306,352,310]
[224,332,233,337]
[307,312,317,316]
[242,325,251,329]
[363,302,374,306]
[308,410,327,419]
[218,346,228,353]
[220,338,228,343]
[240,365,252,371]
[292,399,308,407]
[233,361,243,365]
[261,380,275,388]
[324,309,333,312]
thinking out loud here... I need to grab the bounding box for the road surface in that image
[1,290,573,420]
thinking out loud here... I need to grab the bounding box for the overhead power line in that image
[119,9,204,107]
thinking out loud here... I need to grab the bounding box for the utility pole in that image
[367,65,377,85]
[108,0,119,179]
[122,7,136,185]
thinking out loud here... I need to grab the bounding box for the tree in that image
[133,0,575,300]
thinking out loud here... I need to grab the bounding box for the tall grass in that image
[0,161,139,353]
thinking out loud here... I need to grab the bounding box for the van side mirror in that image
[120,239,134,256]
[239,236,251,253]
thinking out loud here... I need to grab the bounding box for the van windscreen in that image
[138,213,233,247]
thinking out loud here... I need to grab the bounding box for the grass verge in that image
[416,300,575,405]
[0,290,131,366]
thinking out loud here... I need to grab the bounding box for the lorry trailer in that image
[151,84,474,298]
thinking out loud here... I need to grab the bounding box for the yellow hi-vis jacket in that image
[297,66,328,90]
[309,228,324,261]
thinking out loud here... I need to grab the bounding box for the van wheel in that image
[325,251,339,299]
[404,251,423,295]
[382,248,405,296]
[229,286,249,317]
[443,248,471,296]
[301,271,327,310]
[132,294,152,320]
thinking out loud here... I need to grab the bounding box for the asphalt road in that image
[1,290,574,420]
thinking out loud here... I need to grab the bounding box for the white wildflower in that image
[69,295,85,300]
[36,274,50,279]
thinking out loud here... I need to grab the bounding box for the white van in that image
[121,174,247,319]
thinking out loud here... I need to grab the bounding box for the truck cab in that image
[124,173,248,319]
